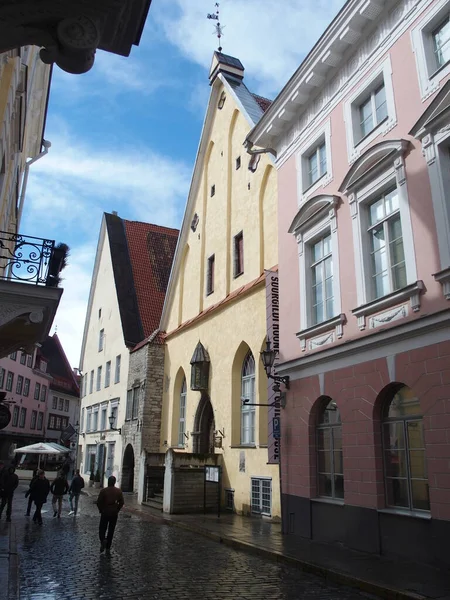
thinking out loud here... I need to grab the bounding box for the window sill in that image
[230,445,257,449]
[206,290,214,297]
[233,271,244,279]
[352,280,424,331]
[378,508,431,521]
[355,115,388,148]
[433,267,450,300]
[311,497,344,506]
[296,313,346,352]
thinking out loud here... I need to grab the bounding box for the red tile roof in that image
[252,94,272,113]
[123,220,179,340]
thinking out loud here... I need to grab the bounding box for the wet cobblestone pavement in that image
[11,485,376,600]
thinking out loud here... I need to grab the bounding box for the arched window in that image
[317,398,343,499]
[241,351,255,445]
[382,385,429,511]
[178,378,187,447]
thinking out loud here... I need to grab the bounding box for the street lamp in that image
[109,413,121,434]
[260,338,290,389]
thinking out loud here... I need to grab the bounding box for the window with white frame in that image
[251,478,272,516]
[344,57,396,161]
[58,398,64,411]
[310,233,334,325]
[6,372,13,392]
[306,141,327,189]
[114,355,121,384]
[110,404,118,429]
[240,351,255,445]
[100,407,107,431]
[80,408,85,432]
[341,141,418,318]
[367,187,406,299]
[297,121,332,199]
[289,195,342,348]
[412,2,450,99]
[317,398,344,500]
[64,399,69,412]
[432,15,450,70]
[92,409,99,431]
[52,396,57,409]
[357,83,387,142]
[98,329,104,352]
[105,361,111,387]
[96,366,102,391]
[86,409,92,432]
[37,412,43,430]
[30,410,37,430]
[24,378,30,396]
[178,378,187,447]
[89,370,94,394]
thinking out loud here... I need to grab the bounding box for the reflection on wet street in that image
[13,485,374,600]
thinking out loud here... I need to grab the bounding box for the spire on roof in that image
[207,2,224,52]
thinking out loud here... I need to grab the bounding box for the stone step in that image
[143,498,163,511]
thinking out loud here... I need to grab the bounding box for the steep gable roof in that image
[160,54,273,332]
[40,333,79,396]
[123,219,178,338]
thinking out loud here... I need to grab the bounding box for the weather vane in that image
[207,2,224,52]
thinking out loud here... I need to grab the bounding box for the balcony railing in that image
[0,231,65,287]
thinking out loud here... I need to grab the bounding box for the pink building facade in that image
[246,0,450,566]
[0,349,51,461]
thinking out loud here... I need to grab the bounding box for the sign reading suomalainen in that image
[265,269,280,464]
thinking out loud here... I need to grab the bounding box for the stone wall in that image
[122,340,165,494]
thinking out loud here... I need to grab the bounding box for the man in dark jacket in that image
[50,472,69,518]
[25,469,39,516]
[30,470,50,525]
[96,475,124,555]
[68,469,84,516]
[0,466,19,521]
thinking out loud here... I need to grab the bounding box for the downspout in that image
[17,138,51,228]
[244,139,277,158]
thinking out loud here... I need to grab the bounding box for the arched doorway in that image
[193,393,215,454]
[122,444,135,492]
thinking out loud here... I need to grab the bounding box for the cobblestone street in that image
[4,485,378,600]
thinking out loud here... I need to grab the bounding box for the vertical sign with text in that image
[265,269,280,464]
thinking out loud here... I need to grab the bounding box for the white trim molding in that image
[411,0,450,101]
[296,313,346,352]
[343,55,397,163]
[289,195,343,343]
[352,280,424,330]
[410,79,450,269]
[433,267,450,299]
[339,139,417,308]
[295,119,333,204]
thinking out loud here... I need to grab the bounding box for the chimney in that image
[209,51,244,85]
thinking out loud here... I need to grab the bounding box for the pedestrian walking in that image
[96,475,124,556]
[30,470,50,525]
[0,465,19,522]
[50,472,69,518]
[68,469,84,516]
[25,469,39,516]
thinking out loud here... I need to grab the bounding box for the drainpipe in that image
[17,138,51,228]
[244,139,277,158]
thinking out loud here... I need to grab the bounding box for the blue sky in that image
[21,0,345,366]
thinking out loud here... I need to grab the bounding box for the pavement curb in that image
[7,524,19,600]
[121,504,427,600]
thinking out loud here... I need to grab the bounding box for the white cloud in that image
[50,242,96,368]
[154,0,346,96]
[21,127,191,366]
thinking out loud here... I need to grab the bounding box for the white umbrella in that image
[14,442,70,468]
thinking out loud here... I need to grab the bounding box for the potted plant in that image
[94,469,101,489]
[89,469,95,488]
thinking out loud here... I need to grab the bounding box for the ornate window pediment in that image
[338,139,411,195]
[288,194,339,236]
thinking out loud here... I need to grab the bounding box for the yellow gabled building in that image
[159,52,280,518]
